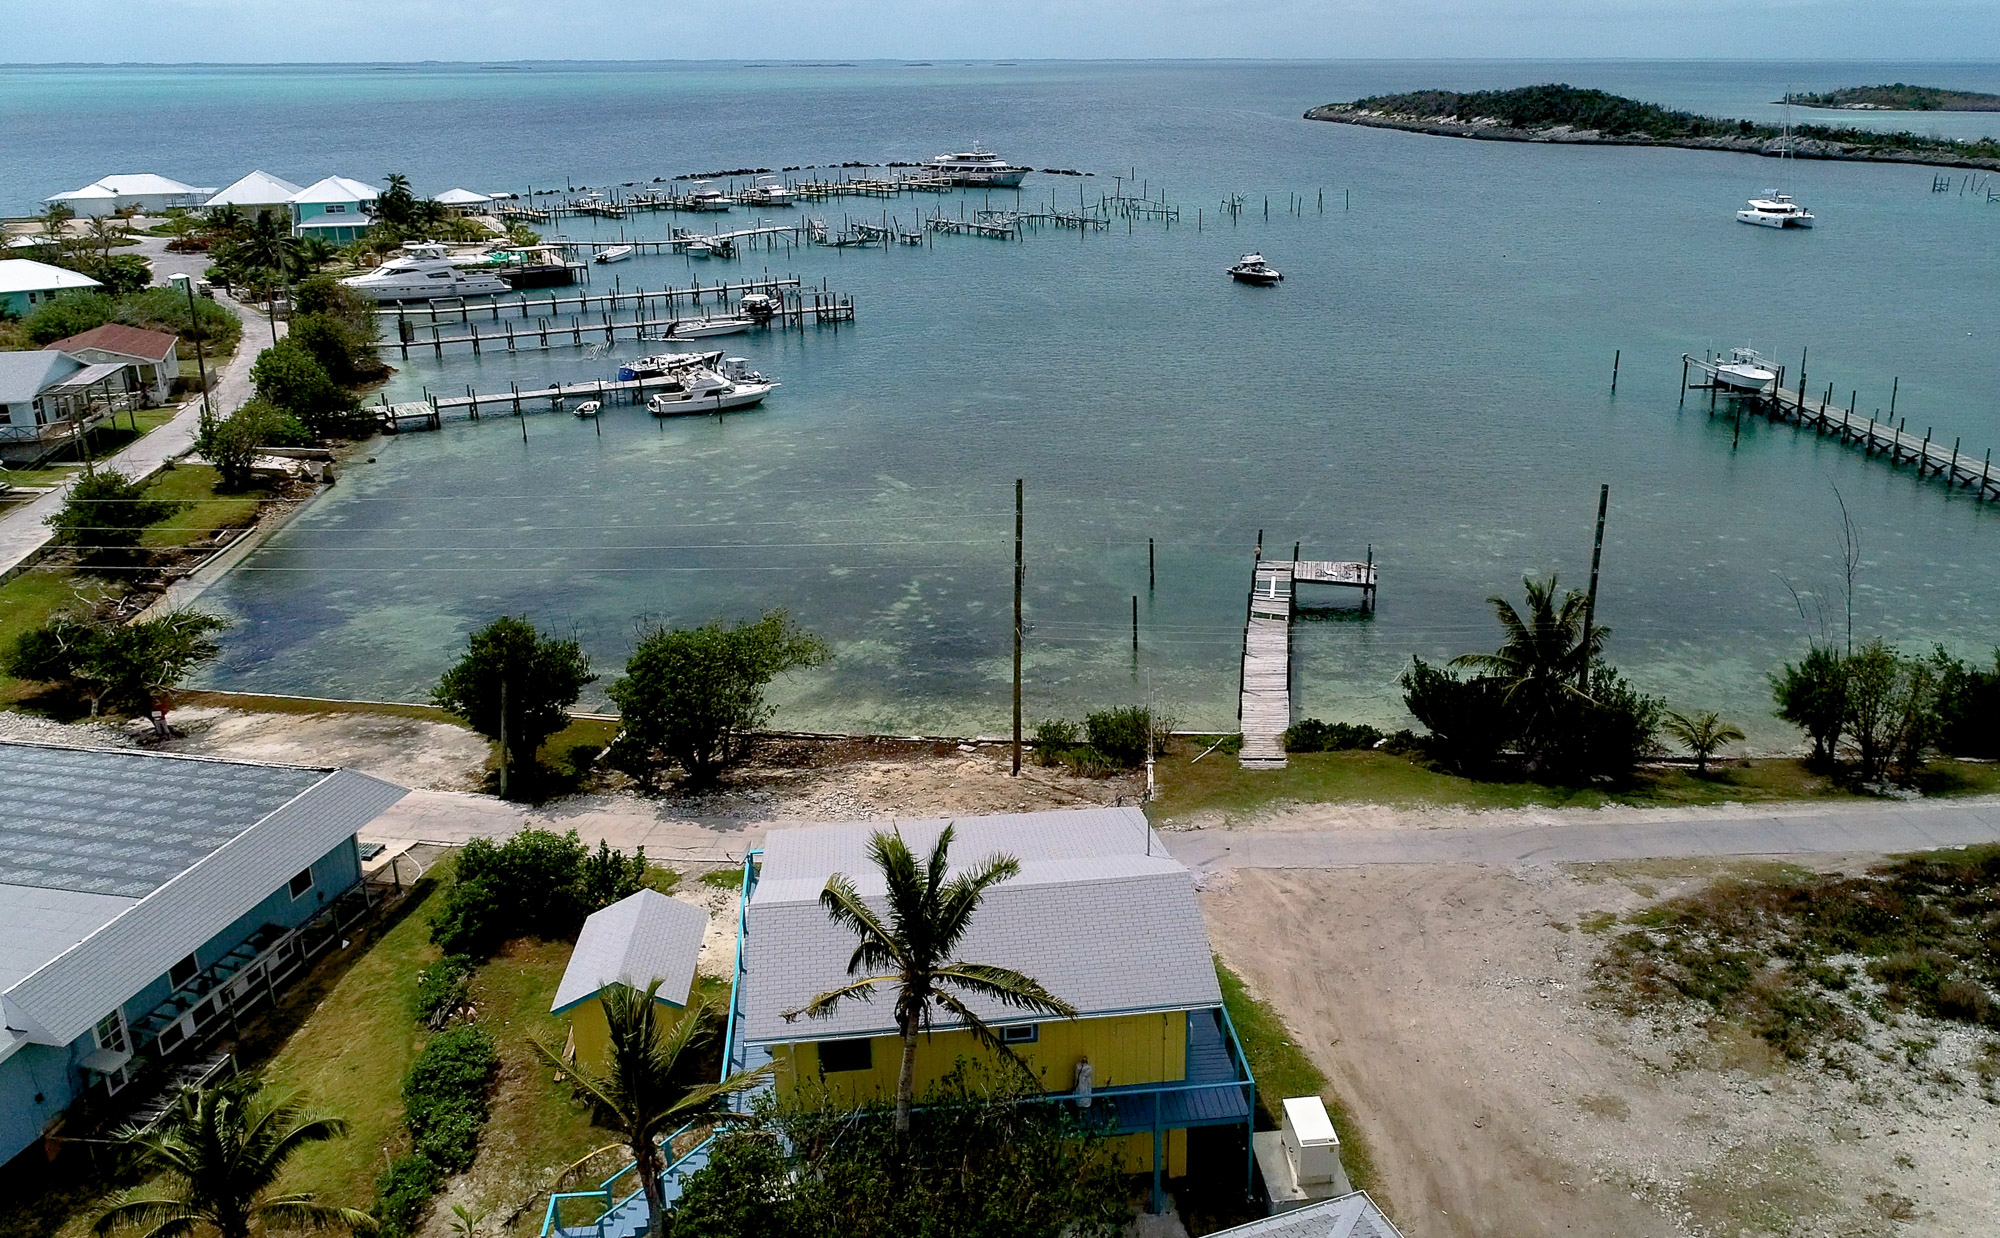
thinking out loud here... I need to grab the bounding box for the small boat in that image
[1737,193,1814,228]
[646,361,778,416]
[574,400,602,418]
[594,245,634,264]
[1228,254,1283,285]
[683,182,731,212]
[1714,347,1779,392]
[737,176,794,207]
[618,350,723,380]
[653,315,754,339]
[738,293,780,320]
[684,241,713,260]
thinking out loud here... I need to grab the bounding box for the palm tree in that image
[92,1074,372,1238]
[1451,574,1608,759]
[1662,710,1745,774]
[784,825,1077,1134]
[533,984,766,1237]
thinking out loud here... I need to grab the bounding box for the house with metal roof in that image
[0,258,102,317]
[550,889,708,1072]
[433,188,494,214]
[1208,1192,1405,1238]
[46,324,180,405]
[289,176,380,243]
[0,740,407,1167]
[203,171,305,221]
[0,349,137,467]
[45,175,218,218]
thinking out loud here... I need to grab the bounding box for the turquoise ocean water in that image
[5,61,1998,737]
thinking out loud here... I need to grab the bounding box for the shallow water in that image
[8,62,1997,735]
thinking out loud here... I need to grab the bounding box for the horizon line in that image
[8,55,2000,69]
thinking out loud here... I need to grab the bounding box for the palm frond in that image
[819,874,903,975]
[934,962,1078,1017]
[257,1196,380,1233]
[782,974,893,1022]
[531,1034,623,1114]
[92,1195,200,1238]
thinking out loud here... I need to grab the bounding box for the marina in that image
[386,289,854,356]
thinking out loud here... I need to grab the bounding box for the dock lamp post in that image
[169,273,214,430]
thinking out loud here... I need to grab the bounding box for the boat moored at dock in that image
[649,314,755,339]
[926,145,1031,187]
[1712,346,1780,392]
[645,359,777,416]
[342,248,512,302]
[594,245,634,263]
[737,176,794,207]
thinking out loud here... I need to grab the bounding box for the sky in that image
[7,0,2000,63]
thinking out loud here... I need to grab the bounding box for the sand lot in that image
[1202,862,2000,1238]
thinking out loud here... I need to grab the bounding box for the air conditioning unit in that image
[1252,1095,1352,1214]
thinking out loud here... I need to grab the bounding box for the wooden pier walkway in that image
[1686,359,2000,503]
[387,292,855,357]
[376,277,801,324]
[1237,552,1380,770]
[378,371,747,431]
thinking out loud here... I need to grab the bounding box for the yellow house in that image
[550,889,708,1073]
[729,808,1254,1210]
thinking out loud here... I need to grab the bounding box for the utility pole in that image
[172,273,213,431]
[1581,484,1609,691]
[497,676,509,798]
[1012,479,1024,776]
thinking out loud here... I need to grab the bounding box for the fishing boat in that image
[645,359,777,416]
[684,182,731,212]
[650,314,755,339]
[1714,347,1779,392]
[684,241,714,260]
[574,400,602,418]
[618,350,723,381]
[738,293,780,320]
[737,176,794,207]
[1737,193,1814,228]
[594,245,634,263]
[341,248,511,302]
[1227,254,1283,285]
[926,145,1031,188]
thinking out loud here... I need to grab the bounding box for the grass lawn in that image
[1150,745,2000,826]
[140,464,270,546]
[1215,959,1379,1202]
[0,571,108,704]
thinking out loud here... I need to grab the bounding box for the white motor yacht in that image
[1737,193,1814,228]
[650,315,755,339]
[1228,254,1283,285]
[618,350,723,380]
[574,400,602,419]
[341,250,511,302]
[684,182,731,212]
[646,361,777,416]
[737,176,794,207]
[594,245,634,263]
[927,144,1031,188]
[684,241,713,260]
[1714,347,1780,392]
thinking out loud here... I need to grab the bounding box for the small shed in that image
[432,188,493,215]
[550,889,708,1071]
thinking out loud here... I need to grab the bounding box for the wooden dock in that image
[1237,551,1380,770]
[1684,357,2000,503]
[376,277,801,324]
[386,291,854,357]
[378,371,754,431]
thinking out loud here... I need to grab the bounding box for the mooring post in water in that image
[1013,478,1024,777]
[1680,356,1688,405]
[1132,596,1139,651]
[1582,484,1609,690]
[1890,376,1899,420]
[1611,350,1619,394]
[1149,537,1155,591]
[1364,544,1374,612]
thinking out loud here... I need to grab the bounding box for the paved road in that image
[0,280,279,581]
[1168,796,2000,872]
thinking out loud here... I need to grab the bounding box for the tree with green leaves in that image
[1662,710,1745,774]
[1450,574,1607,763]
[93,1074,373,1238]
[20,290,115,345]
[1842,639,1940,783]
[197,398,309,489]
[251,337,359,436]
[784,826,1076,1133]
[1771,645,1850,768]
[534,985,769,1237]
[45,468,185,562]
[432,616,595,795]
[607,611,827,787]
[9,609,230,719]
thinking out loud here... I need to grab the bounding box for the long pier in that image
[387,292,855,357]
[1684,356,2000,503]
[1237,550,1378,769]
[377,372,711,431]
[378,277,802,324]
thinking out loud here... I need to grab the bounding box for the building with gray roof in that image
[1208,1192,1405,1238]
[0,740,406,1166]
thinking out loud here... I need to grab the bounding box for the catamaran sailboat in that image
[926,145,1031,188]
[1737,193,1814,228]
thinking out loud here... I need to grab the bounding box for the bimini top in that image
[0,740,405,1048]
[737,807,1221,1045]
[550,888,709,1014]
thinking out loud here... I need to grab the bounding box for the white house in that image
[203,170,304,221]
[290,176,380,244]
[46,324,180,406]
[45,175,218,217]
[0,259,102,317]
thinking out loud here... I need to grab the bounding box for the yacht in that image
[650,314,755,339]
[1228,254,1283,285]
[926,145,1031,188]
[646,359,777,416]
[594,244,634,264]
[1737,193,1814,228]
[684,182,731,212]
[618,350,723,381]
[341,250,511,302]
[1714,347,1779,392]
[737,176,794,207]
[738,292,780,320]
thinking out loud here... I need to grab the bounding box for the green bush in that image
[1083,706,1154,766]
[402,1024,497,1174]
[429,828,646,958]
[20,291,115,344]
[1399,658,1512,773]
[118,285,242,351]
[196,398,309,489]
[1031,718,1078,766]
[1932,647,2000,759]
[251,338,361,436]
[372,1153,444,1238]
[1283,719,1385,753]
[413,954,473,1029]
[43,468,184,559]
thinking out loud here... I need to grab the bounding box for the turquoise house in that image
[289,176,379,244]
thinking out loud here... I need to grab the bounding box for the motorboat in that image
[1714,347,1779,392]
[574,400,602,418]
[1228,254,1283,285]
[684,241,714,260]
[594,245,634,264]
[645,359,777,416]
[684,182,731,212]
[1737,193,1814,228]
[341,250,511,302]
[618,350,723,380]
[926,144,1031,188]
[737,176,794,207]
[650,315,755,339]
[738,293,780,320]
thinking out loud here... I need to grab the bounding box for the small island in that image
[1306,84,2000,170]
[1782,84,2000,112]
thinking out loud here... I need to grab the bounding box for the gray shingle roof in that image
[1207,1193,1405,1238]
[738,808,1221,1044]
[551,889,708,1013]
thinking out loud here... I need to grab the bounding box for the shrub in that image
[1931,647,2000,759]
[1562,667,1664,779]
[1283,718,1384,753]
[44,468,184,560]
[196,398,309,488]
[20,291,115,344]
[1400,657,1511,773]
[432,615,596,793]
[1771,645,1849,768]
[118,285,242,351]
[251,338,361,436]
[429,828,645,957]
[9,610,229,719]
[1842,640,1940,783]
[573,838,650,913]
[414,954,473,1029]
[289,312,384,386]
[402,1024,497,1174]
[1032,718,1078,766]
[372,1153,444,1238]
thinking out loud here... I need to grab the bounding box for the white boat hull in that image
[1737,211,1812,228]
[1715,364,1777,392]
[658,317,753,338]
[648,383,776,416]
[594,246,634,263]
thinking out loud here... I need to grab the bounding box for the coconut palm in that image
[1451,573,1608,759]
[1663,709,1746,774]
[533,984,766,1237]
[784,825,1077,1134]
[92,1074,372,1238]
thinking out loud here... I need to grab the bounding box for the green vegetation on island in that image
[1308,83,2000,167]
[1783,83,2000,112]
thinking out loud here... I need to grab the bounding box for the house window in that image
[818,1038,872,1073]
[1000,1024,1039,1045]
[169,953,199,989]
[289,867,315,899]
[94,1010,128,1055]
[324,204,346,214]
